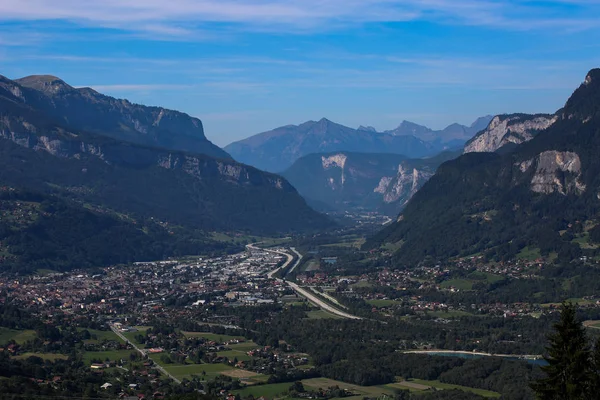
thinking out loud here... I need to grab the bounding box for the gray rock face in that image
[283,151,455,214]
[464,114,557,153]
[377,165,434,205]
[0,122,291,191]
[519,150,586,195]
[0,74,229,159]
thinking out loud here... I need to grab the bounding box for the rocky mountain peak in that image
[585,68,600,85]
[16,75,74,95]
[358,125,377,132]
[561,69,600,122]
[398,120,431,132]
[470,115,494,130]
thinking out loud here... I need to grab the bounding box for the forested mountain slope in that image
[367,69,600,265]
[0,75,332,271]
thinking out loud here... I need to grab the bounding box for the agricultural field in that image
[366,299,400,308]
[217,350,253,362]
[13,352,68,361]
[122,326,151,347]
[516,246,542,261]
[468,271,504,284]
[303,377,395,397]
[440,272,504,292]
[162,362,235,380]
[234,382,293,398]
[0,328,36,344]
[350,280,373,289]
[305,260,320,272]
[440,279,474,290]
[228,341,261,352]
[233,377,504,399]
[82,349,137,365]
[221,369,269,385]
[79,328,123,344]
[407,379,501,398]
[305,310,342,320]
[181,332,246,343]
[424,310,475,318]
[584,320,600,329]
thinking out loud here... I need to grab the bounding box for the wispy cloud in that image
[85,84,195,92]
[1,0,599,38]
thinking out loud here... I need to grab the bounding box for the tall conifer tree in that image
[532,303,591,399]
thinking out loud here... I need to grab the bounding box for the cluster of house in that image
[0,247,300,330]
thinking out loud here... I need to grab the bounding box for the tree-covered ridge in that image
[0,74,333,247]
[0,187,240,273]
[367,69,600,265]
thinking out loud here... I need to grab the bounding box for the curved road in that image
[246,243,294,279]
[287,280,361,320]
[247,243,361,320]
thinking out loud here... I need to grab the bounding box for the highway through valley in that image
[246,243,361,320]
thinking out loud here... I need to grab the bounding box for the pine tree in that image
[531,302,592,399]
[589,337,600,394]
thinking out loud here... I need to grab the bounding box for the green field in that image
[181,332,246,342]
[409,379,500,398]
[303,378,395,397]
[381,240,404,253]
[366,299,400,308]
[234,382,293,398]
[543,298,597,309]
[217,350,253,362]
[13,352,68,361]
[305,261,320,272]
[35,268,59,276]
[517,246,542,261]
[83,349,137,364]
[228,341,260,352]
[468,271,504,284]
[425,310,474,318]
[305,310,342,320]
[163,363,235,380]
[440,279,474,290]
[80,328,122,344]
[350,280,374,289]
[122,326,151,347]
[0,328,36,345]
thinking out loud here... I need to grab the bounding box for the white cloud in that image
[0,0,598,37]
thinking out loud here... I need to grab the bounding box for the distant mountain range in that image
[282,150,460,215]
[0,74,331,271]
[367,69,600,265]
[225,116,493,173]
[386,116,493,145]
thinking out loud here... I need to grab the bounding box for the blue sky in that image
[1,1,600,146]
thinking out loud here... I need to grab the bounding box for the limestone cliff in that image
[464,114,556,154]
[518,151,585,195]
